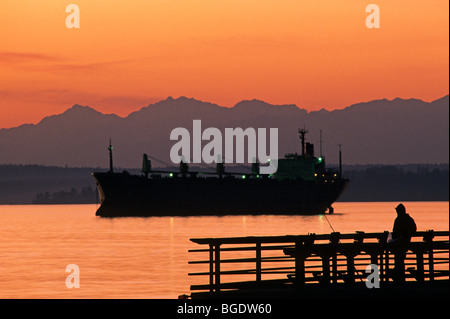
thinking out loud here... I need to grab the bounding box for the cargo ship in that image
[92,129,349,217]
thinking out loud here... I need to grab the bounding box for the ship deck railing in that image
[188,230,449,294]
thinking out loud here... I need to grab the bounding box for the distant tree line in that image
[338,165,449,202]
[32,186,97,204]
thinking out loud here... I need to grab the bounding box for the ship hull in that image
[92,172,349,217]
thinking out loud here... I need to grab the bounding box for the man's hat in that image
[395,203,406,214]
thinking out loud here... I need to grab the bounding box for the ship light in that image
[314,173,318,177]
[318,157,323,162]
[242,175,246,179]
[169,173,173,177]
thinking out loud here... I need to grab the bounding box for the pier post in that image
[384,250,390,282]
[332,253,338,284]
[415,250,425,282]
[208,243,222,292]
[209,244,214,292]
[379,252,385,282]
[321,255,331,284]
[256,242,262,282]
[378,231,389,282]
[330,232,340,284]
[424,230,435,281]
[215,243,221,291]
[294,240,306,286]
[346,254,355,284]
[428,247,435,281]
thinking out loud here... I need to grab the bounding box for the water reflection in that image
[0,202,447,298]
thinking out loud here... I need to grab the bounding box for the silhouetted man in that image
[390,203,417,282]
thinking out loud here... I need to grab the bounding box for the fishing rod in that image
[322,212,365,283]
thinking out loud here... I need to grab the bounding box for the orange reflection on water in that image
[0,202,447,298]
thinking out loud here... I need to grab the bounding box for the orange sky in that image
[0,0,448,128]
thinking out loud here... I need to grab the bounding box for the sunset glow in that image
[0,0,448,128]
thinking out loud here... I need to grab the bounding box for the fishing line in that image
[322,211,365,282]
[323,213,335,233]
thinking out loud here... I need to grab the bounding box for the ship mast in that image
[108,139,114,173]
[320,129,323,157]
[298,128,308,157]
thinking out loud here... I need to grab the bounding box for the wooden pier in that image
[187,230,449,298]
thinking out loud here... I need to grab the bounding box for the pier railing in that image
[188,230,449,293]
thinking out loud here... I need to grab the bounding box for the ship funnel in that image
[305,143,314,158]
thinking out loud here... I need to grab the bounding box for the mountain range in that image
[0,95,448,168]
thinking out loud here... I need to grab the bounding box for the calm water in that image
[0,202,448,298]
